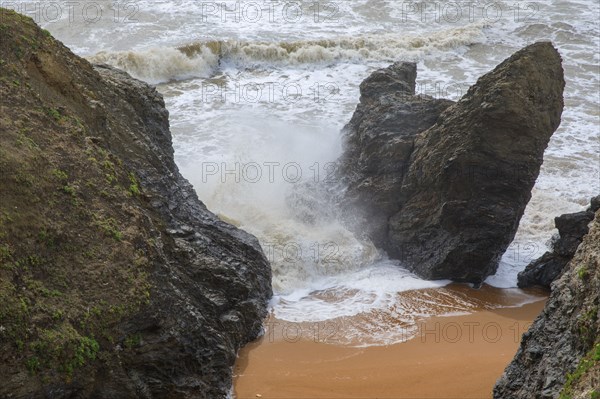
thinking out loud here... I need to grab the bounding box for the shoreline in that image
[233,286,547,398]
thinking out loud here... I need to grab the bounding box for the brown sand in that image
[233,285,547,399]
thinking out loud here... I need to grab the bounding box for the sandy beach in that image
[233,285,547,399]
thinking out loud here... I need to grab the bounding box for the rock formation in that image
[518,195,599,289]
[494,208,600,398]
[337,62,454,245]
[339,42,565,284]
[0,9,271,398]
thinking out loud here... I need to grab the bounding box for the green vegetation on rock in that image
[559,343,600,399]
[0,7,272,398]
[0,8,155,384]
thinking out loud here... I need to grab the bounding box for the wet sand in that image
[233,285,547,398]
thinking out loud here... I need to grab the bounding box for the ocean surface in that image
[18,0,599,345]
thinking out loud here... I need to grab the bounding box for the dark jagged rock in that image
[518,197,597,289]
[92,65,273,398]
[389,42,565,283]
[554,211,595,255]
[494,209,600,399]
[590,195,600,213]
[516,251,571,290]
[338,42,565,284]
[337,62,453,244]
[0,9,271,398]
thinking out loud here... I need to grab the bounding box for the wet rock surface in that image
[518,195,599,289]
[338,42,565,284]
[337,62,453,245]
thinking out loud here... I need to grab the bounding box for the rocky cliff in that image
[0,9,271,398]
[494,208,599,398]
[338,42,565,284]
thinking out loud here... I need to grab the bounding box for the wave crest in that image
[88,23,486,83]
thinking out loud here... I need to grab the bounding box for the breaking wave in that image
[88,23,486,83]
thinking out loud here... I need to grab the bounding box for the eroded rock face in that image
[337,62,453,245]
[339,42,565,284]
[518,196,599,289]
[494,208,600,399]
[93,65,273,398]
[0,9,271,398]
